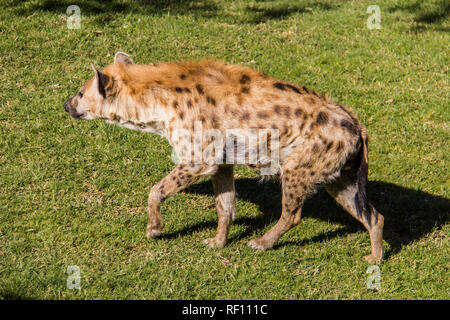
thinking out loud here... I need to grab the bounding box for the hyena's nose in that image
[63,98,72,113]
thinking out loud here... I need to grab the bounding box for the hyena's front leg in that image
[203,165,236,248]
[146,163,218,238]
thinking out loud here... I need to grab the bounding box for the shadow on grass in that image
[10,0,220,19]
[0,287,37,300]
[388,0,449,32]
[244,1,336,24]
[175,178,449,259]
[10,0,338,25]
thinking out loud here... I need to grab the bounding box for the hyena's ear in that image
[91,64,112,98]
[114,52,133,64]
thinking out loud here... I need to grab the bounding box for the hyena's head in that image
[63,52,133,120]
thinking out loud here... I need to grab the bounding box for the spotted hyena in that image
[64,52,384,263]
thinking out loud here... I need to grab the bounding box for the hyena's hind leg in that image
[146,163,218,238]
[324,151,384,263]
[248,165,312,250]
[203,165,236,248]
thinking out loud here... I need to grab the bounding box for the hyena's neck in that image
[100,88,173,138]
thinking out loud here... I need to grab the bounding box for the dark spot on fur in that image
[337,104,348,114]
[336,141,344,152]
[326,141,334,152]
[341,119,359,135]
[173,101,179,108]
[273,82,286,90]
[196,84,204,95]
[187,100,193,108]
[273,105,281,114]
[184,88,191,93]
[241,112,250,120]
[175,87,183,93]
[286,84,301,94]
[313,91,321,98]
[294,108,303,117]
[317,111,329,125]
[240,74,250,84]
[241,86,250,94]
[180,74,187,80]
[302,161,313,169]
[257,111,269,119]
[299,122,305,131]
[206,96,216,106]
[179,111,184,120]
[312,143,319,153]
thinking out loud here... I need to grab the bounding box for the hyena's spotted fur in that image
[64,52,384,263]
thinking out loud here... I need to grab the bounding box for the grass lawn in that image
[0,0,448,299]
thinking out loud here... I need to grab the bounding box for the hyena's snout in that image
[63,98,71,113]
[63,97,82,119]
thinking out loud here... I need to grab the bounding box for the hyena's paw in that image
[203,237,226,248]
[364,253,383,264]
[146,224,163,239]
[247,237,273,250]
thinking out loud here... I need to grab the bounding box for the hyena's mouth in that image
[63,98,84,119]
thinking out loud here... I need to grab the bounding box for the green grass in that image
[0,0,449,299]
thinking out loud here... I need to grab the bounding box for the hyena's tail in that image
[355,128,371,224]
